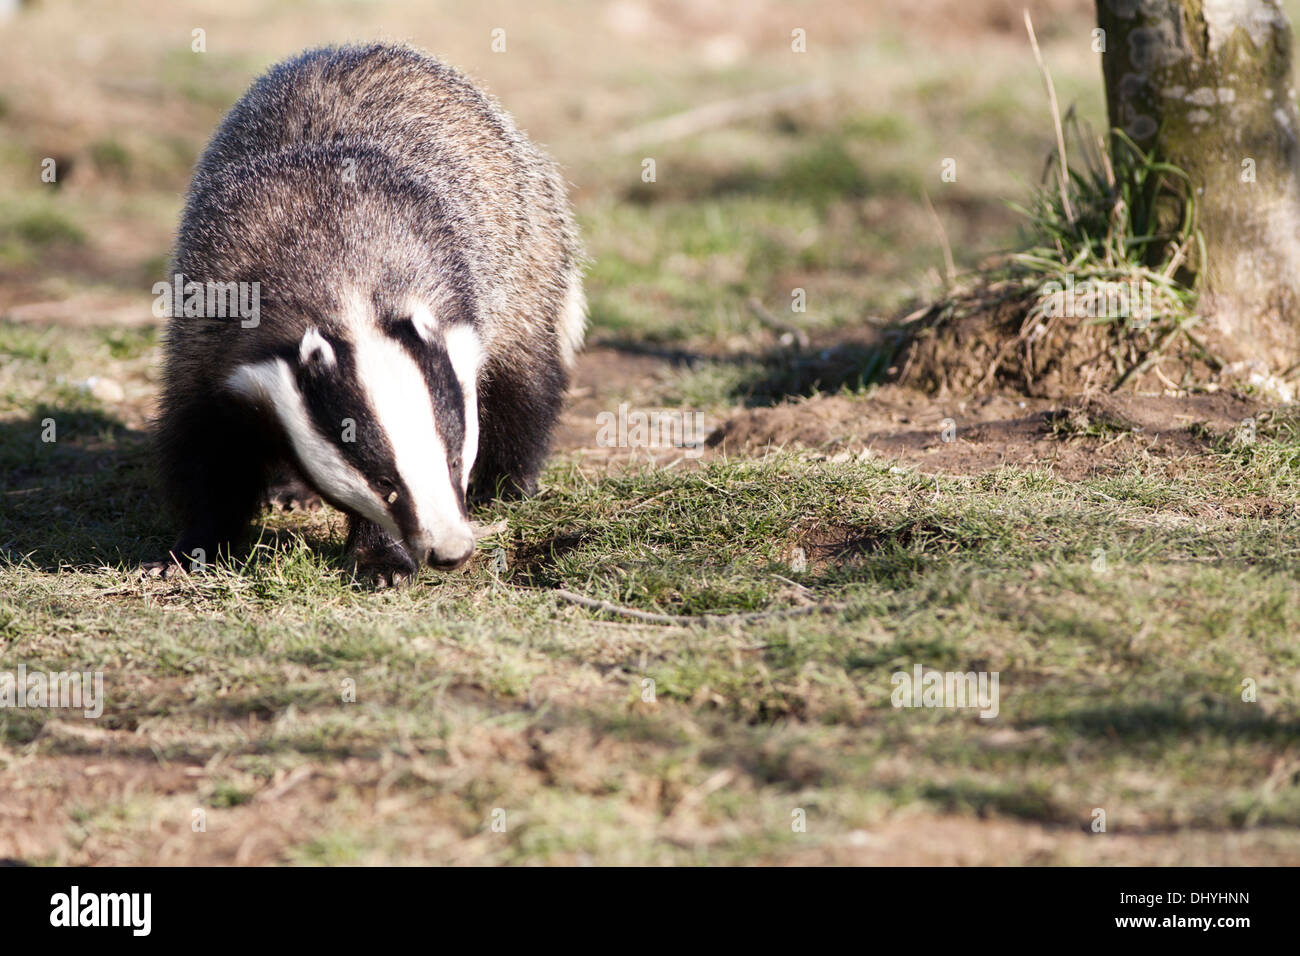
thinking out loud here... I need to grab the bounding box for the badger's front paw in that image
[350,543,418,589]
[141,558,184,580]
[142,539,216,579]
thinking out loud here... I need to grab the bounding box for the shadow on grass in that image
[601,336,903,407]
[916,780,1070,824]
[0,404,355,575]
[620,138,919,208]
[0,403,164,570]
[1038,701,1300,744]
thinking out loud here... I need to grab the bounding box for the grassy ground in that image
[2,0,1300,864]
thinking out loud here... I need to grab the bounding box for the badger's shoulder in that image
[174,43,583,372]
[195,44,527,186]
[168,141,481,370]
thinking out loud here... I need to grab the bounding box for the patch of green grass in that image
[1047,405,1135,441]
[768,139,874,205]
[100,326,157,361]
[3,358,1300,862]
[88,138,133,179]
[0,323,60,365]
[843,112,911,144]
[4,207,85,248]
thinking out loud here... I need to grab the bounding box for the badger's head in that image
[227,300,482,571]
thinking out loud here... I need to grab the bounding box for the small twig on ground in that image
[1113,321,1186,391]
[746,297,810,349]
[612,81,833,152]
[256,765,314,803]
[472,519,509,540]
[1180,328,1226,371]
[921,187,957,288]
[770,573,812,594]
[1152,364,1181,392]
[666,767,738,819]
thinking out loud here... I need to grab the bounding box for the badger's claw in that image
[140,554,196,579]
[142,534,221,579]
[140,559,180,579]
[262,475,323,512]
[345,516,417,588]
[350,544,418,588]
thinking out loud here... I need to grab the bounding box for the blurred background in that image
[0,0,1123,422]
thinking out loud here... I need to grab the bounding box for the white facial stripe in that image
[350,317,470,553]
[442,322,483,491]
[225,359,400,541]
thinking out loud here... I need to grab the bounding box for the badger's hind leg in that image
[145,398,276,577]
[261,465,323,513]
[470,355,567,503]
[345,516,417,588]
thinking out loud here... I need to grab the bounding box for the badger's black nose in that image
[427,547,473,571]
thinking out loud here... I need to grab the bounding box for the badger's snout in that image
[408,526,475,571]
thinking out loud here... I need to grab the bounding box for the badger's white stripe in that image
[442,322,483,491]
[400,301,482,485]
[557,277,587,369]
[347,304,473,560]
[225,358,400,542]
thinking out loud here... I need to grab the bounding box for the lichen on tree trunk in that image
[1096,0,1300,371]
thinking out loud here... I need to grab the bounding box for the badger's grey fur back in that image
[152,43,584,582]
[183,43,584,364]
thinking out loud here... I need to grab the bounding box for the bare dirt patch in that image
[556,345,1268,481]
[707,384,1262,479]
[895,287,1224,399]
[554,345,719,468]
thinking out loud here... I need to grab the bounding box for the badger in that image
[148,43,585,584]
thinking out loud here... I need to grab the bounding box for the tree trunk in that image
[1096,0,1300,373]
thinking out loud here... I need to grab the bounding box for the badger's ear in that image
[409,302,438,344]
[298,327,337,368]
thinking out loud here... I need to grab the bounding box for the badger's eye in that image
[386,490,399,505]
[376,479,399,505]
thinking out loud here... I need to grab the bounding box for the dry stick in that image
[1161,233,1193,281]
[612,81,833,152]
[1024,10,1074,224]
[552,587,849,627]
[1152,363,1181,391]
[746,296,810,349]
[921,187,957,288]
[1112,320,1185,391]
[1181,328,1226,371]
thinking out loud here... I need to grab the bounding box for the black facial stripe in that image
[292,334,420,533]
